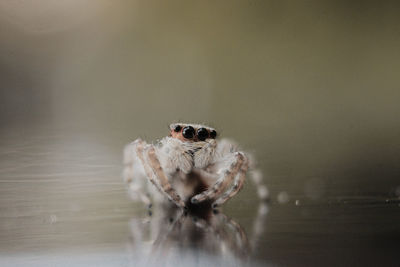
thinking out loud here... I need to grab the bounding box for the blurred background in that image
[0,1,399,266]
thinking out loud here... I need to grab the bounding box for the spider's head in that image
[169,123,217,143]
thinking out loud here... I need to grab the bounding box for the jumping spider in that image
[123,123,267,209]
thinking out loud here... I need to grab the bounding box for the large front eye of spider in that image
[182,126,195,139]
[197,128,209,141]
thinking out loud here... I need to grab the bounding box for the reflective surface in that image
[0,128,399,266]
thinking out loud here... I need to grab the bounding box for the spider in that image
[123,123,268,209]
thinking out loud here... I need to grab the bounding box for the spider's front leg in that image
[212,155,249,208]
[190,152,247,206]
[128,139,185,209]
[144,146,186,209]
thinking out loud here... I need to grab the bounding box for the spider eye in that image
[197,128,209,141]
[173,125,182,132]
[210,130,217,139]
[182,126,195,139]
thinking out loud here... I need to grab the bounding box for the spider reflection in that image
[127,202,268,267]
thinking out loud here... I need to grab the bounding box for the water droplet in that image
[49,214,57,224]
[277,191,289,204]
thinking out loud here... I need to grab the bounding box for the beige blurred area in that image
[1,1,400,265]
[1,0,399,193]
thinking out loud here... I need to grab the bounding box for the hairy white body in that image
[123,123,268,209]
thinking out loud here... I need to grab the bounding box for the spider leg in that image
[131,139,168,199]
[151,209,186,255]
[212,155,249,208]
[250,169,269,200]
[216,212,250,257]
[190,152,245,204]
[249,202,268,249]
[145,146,186,209]
[124,139,154,206]
[128,183,152,206]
